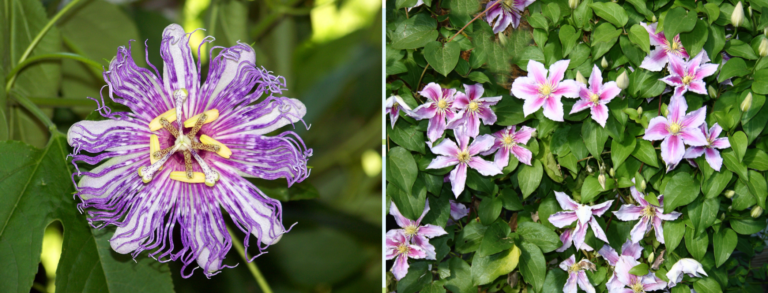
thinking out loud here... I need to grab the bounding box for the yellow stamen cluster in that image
[468,101,480,112]
[682,75,693,85]
[643,204,656,217]
[631,281,645,293]
[397,244,410,255]
[404,225,418,236]
[437,99,448,109]
[569,263,581,273]
[457,151,470,163]
[503,135,514,146]
[540,84,552,96]
[589,93,600,103]
[668,122,681,134]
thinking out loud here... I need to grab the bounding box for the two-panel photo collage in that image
[1,0,767,292]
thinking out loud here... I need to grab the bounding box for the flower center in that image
[671,41,679,51]
[668,122,681,134]
[568,263,581,273]
[631,281,645,293]
[642,204,656,217]
[589,93,600,103]
[682,75,693,85]
[457,151,471,163]
[503,135,515,146]
[404,225,418,236]
[139,89,232,187]
[540,84,552,96]
[397,244,410,255]
[437,99,448,109]
[469,101,480,112]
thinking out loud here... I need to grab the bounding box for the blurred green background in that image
[9,0,383,292]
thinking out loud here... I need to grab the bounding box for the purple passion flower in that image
[560,255,596,293]
[643,96,707,172]
[569,65,621,127]
[639,22,689,72]
[385,229,426,280]
[660,51,718,97]
[549,191,613,251]
[426,127,501,197]
[511,60,580,122]
[682,123,731,171]
[447,83,501,138]
[410,82,459,142]
[614,185,681,244]
[485,0,536,34]
[389,200,447,259]
[67,24,311,278]
[482,125,535,168]
[386,95,412,129]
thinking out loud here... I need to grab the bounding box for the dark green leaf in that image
[516,222,561,253]
[390,14,439,49]
[726,40,759,60]
[693,278,722,293]
[664,219,686,253]
[743,149,768,171]
[390,122,426,154]
[518,160,543,198]
[388,146,419,194]
[478,195,503,225]
[687,197,720,237]
[582,119,609,160]
[424,41,461,76]
[728,131,748,162]
[718,57,748,83]
[629,24,651,53]
[443,258,473,293]
[713,228,737,268]
[629,263,649,276]
[591,2,629,27]
[476,220,514,257]
[679,19,709,57]
[471,245,521,285]
[664,172,701,213]
[663,7,697,44]
[611,131,637,169]
[722,149,749,181]
[517,242,546,292]
[684,226,708,260]
[631,138,659,168]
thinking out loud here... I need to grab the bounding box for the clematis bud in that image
[732,2,744,27]
[728,205,733,212]
[609,168,615,177]
[760,39,768,57]
[742,92,753,112]
[662,105,669,117]
[576,70,587,84]
[639,180,646,191]
[725,190,735,198]
[601,57,609,68]
[616,71,629,90]
[720,213,726,220]
[637,107,643,115]
[569,0,579,9]
[708,85,717,99]
[598,173,607,189]
[752,206,763,218]
[749,5,753,17]
[765,27,768,36]
[651,15,657,22]
[648,252,655,264]
[587,164,593,173]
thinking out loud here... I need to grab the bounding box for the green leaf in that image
[388,180,427,222]
[260,181,320,201]
[693,278,722,293]
[518,241,546,291]
[722,149,749,181]
[518,160,543,198]
[455,220,488,253]
[664,219,686,253]
[476,220,514,257]
[591,2,629,27]
[663,7,698,44]
[687,197,720,237]
[629,263,650,276]
[679,19,709,57]
[591,22,622,44]
[527,13,549,31]
[443,258,473,293]
[388,147,419,194]
[743,149,768,171]
[493,97,529,126]
[629,24,651,53]
[390,122,426,154]
[543,3,562,24]
[559,25,579,57]
[466,169,495,194]
[582,119,609,160]
[390,14,439,49]
[573,0,594,28]
[753,69,768,94]
[395,0,418,9]
[730,216,766,235]
[747,171,768,210]
[718,57,748,83]
[541,270,569,293]
[611,131,637,169]
[726,40,759,60]
[664,172,700,213]
[478,195,503,225]
[538,193,560,229]
[500,188,523,211]
[714,228,737,268]
[398,261,432,293]
[0,134,174,293]
[743,95,768,143]
[516,222,561,253]
[420,283,446,293]
[581,175,610,203]
[729,131,749,162]
[424,41,460,76]
[701,169,732,199]
[684,225,708,260]
[467,71,490,83]
[471,245,521,286]
[631,138,659,168]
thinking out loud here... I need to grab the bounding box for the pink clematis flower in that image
[447,83,502,138]
[385,229,426,280]
[683,123,731,171]
[449,200,470,221]
[411,83,459,142]
[511,60,580,122]
[643,96,707,171]
[660,51,719,97]
[639,22,689,71]
[666,258,708,288]
[389,200,448,260]
[386,95,412,129]
[482,125,535,168]
[597,240,663,293]
[549,191,613,251]
[614,185,682,243]
[569,65,621,127]
[485,0,536,34]
[426,127,502,197]
[560,255,597,293]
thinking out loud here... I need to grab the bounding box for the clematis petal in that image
[467,157,503,176]
[464,83,484,100]
[392,255,410,280]
[549,60,571,83]
[710,137,730,149]
[620,239,644,260]
[554,191,580,211]
[660,75,684,87]
[418,224,448,238]
[522,96,547,117]
[667,258,707,288]
[668,95,688,123]
[553,80,581,98]
[556,228,574,252]
[589,65,603,92]
[640,47,670,72]
[599,81,621,102]
[644,116,671,141]
[687,80,708,95]
[560,254,577,270]
[563,272,579,293]
[629,216,650,243]
[510,145,533,166]
[390,202,418,228]
[681,106,707,129]
[614,205,644,221]
[680,128,708,147]
[572,222,589,250]
[511,77,542,101]
[410,103,438,120]
[469,134,498,155]
[695,63,719,80]
[450,163,468,197]
[427,156,460,169]
[652,216,665,243]
[420,82,444,102]
[411,235,434,259]
[598,244,620,266]
[591,200,614,216]
[476,107,498,125]
[577,271,596,293]
[450,200,470,220]
[705,148,724,171]
[629,186,648,206]
[527,60,548,85]
[494,147,511,169]
[542,95,565,121]
[667,53,687,78]
[570,99,593,114]
[427,113,448,142]
[549,211,579,228]
[493,9,514,33]
[709,123,724,139]
[656,210,682,221]
[589,217,609,243]
[661,135,686,169]
[641,22,666,46]
[453,92,470,109]
[590,103,609,127]
[429,137,461,157]
[514,126,535,144]
[683,146,706,159]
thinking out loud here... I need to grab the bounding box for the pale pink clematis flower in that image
[549,191,613,251]
[614,185,681,244]
[386,95,412,129]
[485,0,536,34]
[410,82,459,142]
[560,255,597,293]
[639,22,689,71]
[660,51,719,97]
[666,258,708,288]
[426,127,502,197]
[385,229,426,280]
[511,60,580,122]
[481,125,535,168]
[643,96,707,172]
[569,65,621,127]
[597,240,664,293]
[447,83,501,138]
[389,200,447,260]
[449,200,470,221]
[683,123,731,171]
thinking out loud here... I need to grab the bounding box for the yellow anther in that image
[149,135,160,164]
[590,93,600,103]
[404,225,418,236]
[682,75,693,85]
[170,171,206,183]
[437,100,448,109]
[503,136,514,145]
[668,123,681,134]
[469,101,479,111]
[457,151,470,163]
[184,109,219,128]
[148,109,177,131]
[200,135,232,158]
[540,84,552,95]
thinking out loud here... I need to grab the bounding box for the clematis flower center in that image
[668,122,681,134]
[589,93,599,103]
[397,244,410,255]
[631,281,645,293]
[404,225,418,236]
[502,0,515,9]
[437,99,448,109]
[569,263,581,273]
[682,75,693,85]
[503,135,515,146]
[457,151,471,163]
[643,204,656,217]
[540,84,552,96]
[469,101,480,112]
[671,41,679,51]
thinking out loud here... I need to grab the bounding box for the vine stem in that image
[12,94,56,131]
[5,53,100,84]
[226,225,273,293]
[448,0,501,42]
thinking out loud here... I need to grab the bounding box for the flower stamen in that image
[668,123,681,134]
[540,84,552,96]
[589,93,599,103]
[457,151,470,163]
[437,99,448,109]
[468,101,480,112]
[404,225,418,236]
[682,75,693,85]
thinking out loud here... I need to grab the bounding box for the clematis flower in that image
[598,240,647,292]
[427,127,502,197]
[660,51,719,97]
[511,60,580,122]
[666,258,708,288]
[560,255,597,293]
[569,65,621,127]
[549,191,613,251]
[614,185,681,243]
[643,96,707,171]
[385,229,426,280]
[485,0,536,34]
[67,24,311,277]
[411,82,459,142]
[611,253,667,293]
[449,200,470,222]
[482,125,535,168]
[386,95,412,129]
[639,22,689,71]
[389,200,447,259]
[447,83,501,138]
[683,123,731,171]
[556,228,592,252]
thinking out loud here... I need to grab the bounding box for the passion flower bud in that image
[708,85,717,99]
[760,39,768,57]
[576,70,587,84]
[742,92,753,112]
[609,168,615,177]
[725,190,735,199]
[616,71,629,90]
[752,206,763,218]
[601,57,609,68]
[732,2,745,27]
[598,173,607,190]
[569,0,579,9]
[648,252,655,264]
[637,106,643,115]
